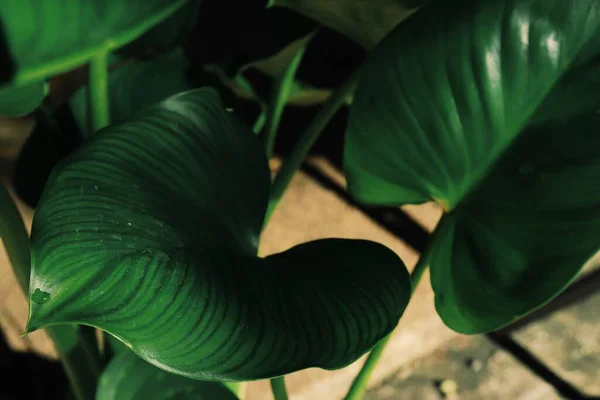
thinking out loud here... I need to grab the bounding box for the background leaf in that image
[97,350,239,400]
[270,0,429,49]
[0,82,46,117]
[69,48,192,138]
[27,89,411,380]
[185,1,316,75]
[13,104,82,207]
[345,0,600,333]
[116,0,201,59]
[0,0,189,87]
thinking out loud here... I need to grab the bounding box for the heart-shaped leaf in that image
[0,0,190,87]
[70,48,192,138]
[97,350,238,400]
[345,0,600,333]
[27,88,411,380]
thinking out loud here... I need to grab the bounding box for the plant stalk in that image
[265,68,359,221]
[343,251,431,400]
[0,183,101,400]
[88,52,110,133]
[264,45,307,158]
[253,110,267,135]
[264,70,358,400]
[270,376,289,400]
[224,382,247,400]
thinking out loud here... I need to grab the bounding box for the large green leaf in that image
[26,89,411,380]
[0,82,46,116]
[345,0,600,333]
[70,48,192,138]
[97,351,238,400]
[0,0,189,87]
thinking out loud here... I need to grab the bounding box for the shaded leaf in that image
[13,104,82,208]
[70,48,192,138]
[185,1,316,75]
[345,0,600,333]
[116,0,201,59]
[271,0,429,50]
[97,350,238,400]
[27,89,410,380]
[0,82,46,117]
[0,0,189,87]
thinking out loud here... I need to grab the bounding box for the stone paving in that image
[367,270,600,400]
[366,334,563,400]
[514,290,600,397]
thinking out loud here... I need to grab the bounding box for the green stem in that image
[84,51,112,362]
[0,185,30,291]
[80,325,102,362]
[344,334,392,400]
[253,110,267,135]
[0,184,101,400]
[224,382,247,400]
[343,251,431,400]
[264,45,307,159]
[265,69,359,221]
[88,52,110,133]
[270,376,289,400]
[410,249,431,292]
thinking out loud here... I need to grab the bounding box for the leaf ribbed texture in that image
[28,89,411,380]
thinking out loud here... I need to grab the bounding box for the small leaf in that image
[28,89,410,380]
[345,0,600,333]
[97,350,238,400]
[0,0,190,87]
[70,48,192,138]
[0,82,46,117]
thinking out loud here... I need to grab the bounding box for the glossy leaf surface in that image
[345,0,600,333]
[70,48,191,138]
[27,89,411,380]
[97,351,238,400]
[0,82,45,116]
[0,0,188,87]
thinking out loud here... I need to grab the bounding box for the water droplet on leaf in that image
[32,288,51,305]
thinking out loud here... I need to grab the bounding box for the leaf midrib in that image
[445,37,600,215]
[1,0,188,89]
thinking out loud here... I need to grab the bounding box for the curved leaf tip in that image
[27,88,411,380]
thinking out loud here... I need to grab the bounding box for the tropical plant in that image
[0,0,598,399]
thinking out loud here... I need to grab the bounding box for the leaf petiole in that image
[270,376,289,400]
[343,250,431,400]
[88,52,110,133]
[263,44,307,159]
[265,68,359,222]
